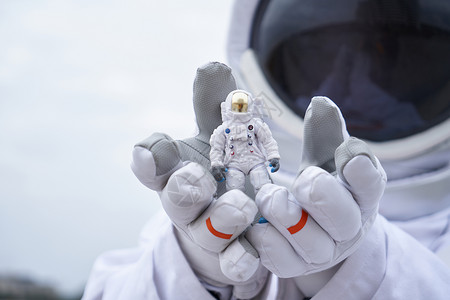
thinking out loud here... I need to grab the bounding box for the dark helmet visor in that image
[250,0,450,141]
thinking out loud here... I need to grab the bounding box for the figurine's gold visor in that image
[231,92,248,113]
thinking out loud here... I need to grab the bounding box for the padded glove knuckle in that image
[335,137,377,184]
[135,132,182,176]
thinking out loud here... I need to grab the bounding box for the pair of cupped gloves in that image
[130,62,386,297]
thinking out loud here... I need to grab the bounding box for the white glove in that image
[246,96,387,277]
[130,62,269,299]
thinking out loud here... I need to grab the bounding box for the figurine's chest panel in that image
[223,121,262,165]
[224,122,256,144]
[228,124,248,141]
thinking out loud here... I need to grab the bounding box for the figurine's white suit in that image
[209,90,280,193]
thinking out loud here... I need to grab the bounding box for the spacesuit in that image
[82,0,450,299]
[209,90,280,193]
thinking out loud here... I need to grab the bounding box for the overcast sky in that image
[0,0,233,296]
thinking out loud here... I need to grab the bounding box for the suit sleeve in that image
[255,119,280,161]
[209,125,226,168]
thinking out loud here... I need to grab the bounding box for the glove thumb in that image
[298,96,349,175]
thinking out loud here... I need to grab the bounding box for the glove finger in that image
[299,96,349,174]
[335,137,387,216]
[256,184,334,265]
[292,166,362,242]
[219,236,260,282]
[160,162,216,226]
[192,62,237,143]
[246,222,307,278]
[188,189,258,252]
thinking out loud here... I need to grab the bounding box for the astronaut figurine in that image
[210,89,280,194]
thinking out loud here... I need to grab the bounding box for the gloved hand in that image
[211,166,227,182]
[130,62,269,299]
[269,158,280,173]
[246,96,387,280]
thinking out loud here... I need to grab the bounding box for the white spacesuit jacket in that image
[82,209,450,300]
[82,212,216,300]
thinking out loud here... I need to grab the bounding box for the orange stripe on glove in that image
[287,209,308,234]
[206,217,233,239]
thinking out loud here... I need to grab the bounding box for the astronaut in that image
[209,90,280,193]
[82,1,450,299]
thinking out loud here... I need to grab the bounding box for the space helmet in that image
[226,0,450,220]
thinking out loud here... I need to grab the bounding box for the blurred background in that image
[0,0,232,298]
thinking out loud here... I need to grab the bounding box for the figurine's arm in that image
[255,119,280,161]
[209,125,229,182]
[209,125,227,167]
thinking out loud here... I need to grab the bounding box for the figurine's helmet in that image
[231,91,249,113]
[226,0,450,220]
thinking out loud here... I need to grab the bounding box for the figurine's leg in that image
[226,168,245,191]
[249,164,271,194]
